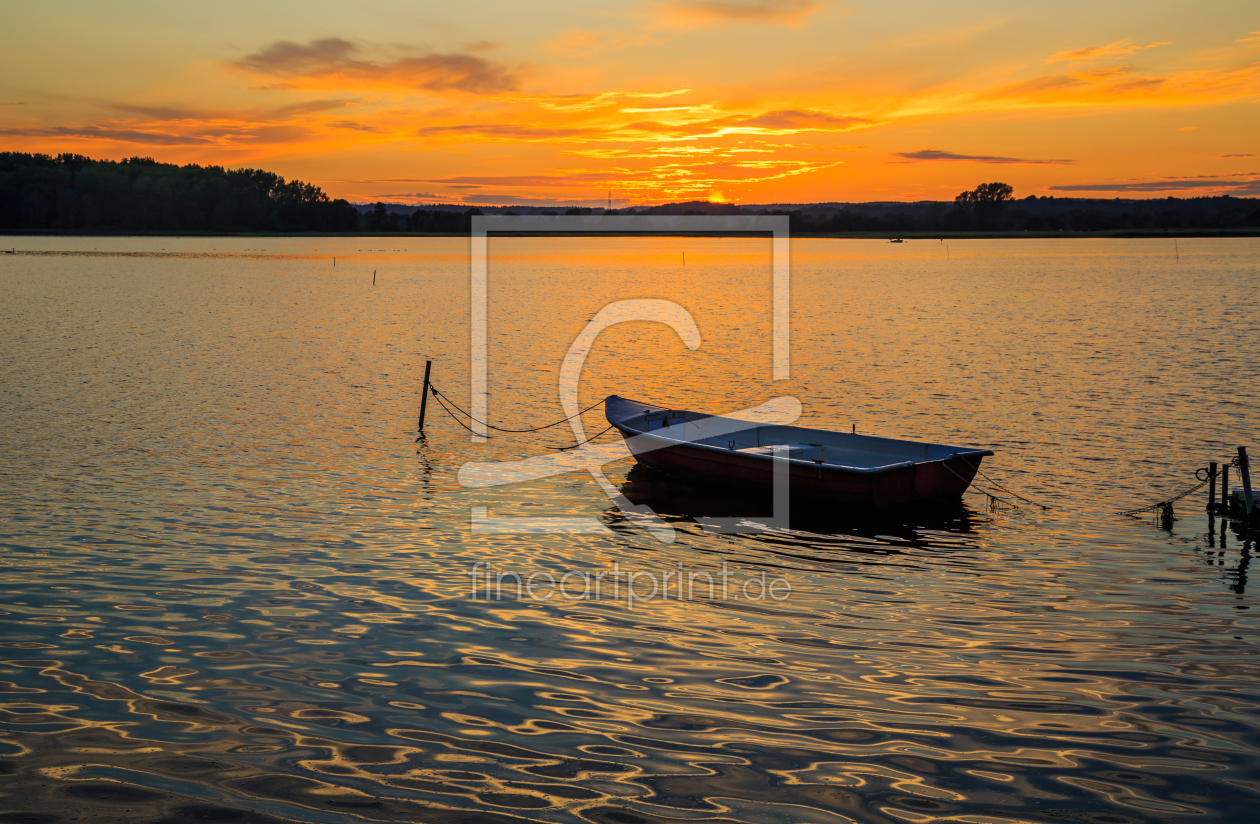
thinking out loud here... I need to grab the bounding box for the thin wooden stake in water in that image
[682,252,686,266]
[373,270,376,286]
[417,360,432,435]
[333,256,335,267]
[1175,240,1180,261]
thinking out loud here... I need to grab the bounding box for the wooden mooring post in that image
[1239,447,1254,528]
[417,360,432,435]
[1221,462,1230,514]
[1208,461,1217,512]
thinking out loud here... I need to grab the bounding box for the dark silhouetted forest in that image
[625,184,1260,233]
[0,152,358,232]
[357,202,484,232]
[357,186,1260,234]
[4,155,1257,235]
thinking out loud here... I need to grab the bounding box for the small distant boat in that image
[889,238,905,243]
[605,395,993,507]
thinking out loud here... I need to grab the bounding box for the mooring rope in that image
[427,391,485,436]
[546,423,619,451]
[426,385,621,450]
[1117,477,1210,517]
[941,460,1024,510]
[428,386,605,433]
[1117,456,1243,517]
[974,468,1052,510]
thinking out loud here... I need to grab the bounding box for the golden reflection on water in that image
[0,235,1257,823]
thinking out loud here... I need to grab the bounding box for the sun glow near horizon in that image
[1,0,1257,205]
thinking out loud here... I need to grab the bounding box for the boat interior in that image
[625,408,990,471]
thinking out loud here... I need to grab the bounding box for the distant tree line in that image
[360,203,618,231]
[5,157,1257,234]
[343,190,1260,233]
[0,152,358,232]
[621,184,1260,233]
[357,202,486,232]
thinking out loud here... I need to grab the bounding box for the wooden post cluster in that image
[1207,448,1255,531]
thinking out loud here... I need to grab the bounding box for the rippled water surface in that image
[2,235,1258,824]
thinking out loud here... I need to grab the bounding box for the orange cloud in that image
[1049,174,1260,195]
[625,109,876,139]
[544,28,658,56]
[973,61,1260,110]
[570,144,781,159]
[327,148,847,204]
[528,89,692,112]
[413,123,596,140]
[0,123,221,145]
[619,104,716,113]
[329,120,381,132]
[233,38,522,94]
[0,116,325,148]
[1042,39,1172,64]
[413,108,875,144]
[551,2,834,54]
[894,149,1074,164]
[651,0,827,29]
[0,92,375,157]
[407,154,844,202]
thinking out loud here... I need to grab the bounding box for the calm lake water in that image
[1,235,1258,824]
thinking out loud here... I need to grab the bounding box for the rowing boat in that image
[605,395,993,507]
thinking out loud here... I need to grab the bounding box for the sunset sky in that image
[1,1,1256,205]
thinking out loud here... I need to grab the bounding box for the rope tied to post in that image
[1118,465,1219,517]
[940,461,1046,510]
[975,468,1052,510]
[1117,479,1209,517]
[427,386,606,433]
[425,385,621,450]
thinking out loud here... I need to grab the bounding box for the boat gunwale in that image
[606,395,993,476]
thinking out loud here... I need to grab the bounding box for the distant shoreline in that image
[2,229,1257,240]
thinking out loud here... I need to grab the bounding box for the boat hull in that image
[605,396,989,507]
